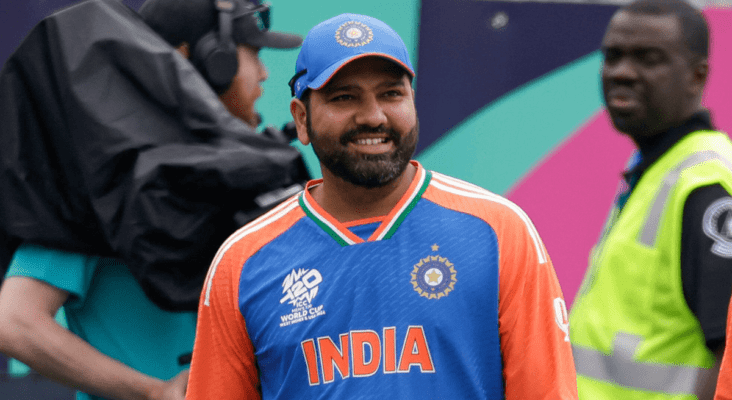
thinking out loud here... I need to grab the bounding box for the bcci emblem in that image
[335,21,373,47]
[411,255,457,300]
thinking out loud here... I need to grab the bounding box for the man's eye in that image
[603,50,621,64]
[635,49,665,66]
[641,53,664,66]
[331,94,353,102]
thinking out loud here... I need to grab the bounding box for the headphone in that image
[193,0,240,92]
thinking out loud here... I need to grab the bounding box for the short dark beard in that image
[306,110,418,188]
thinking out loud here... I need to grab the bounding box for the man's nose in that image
[354,95,388,127]
[604,57,638,82]
[259,59,269,83]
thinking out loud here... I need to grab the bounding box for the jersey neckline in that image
[298,161,432,246]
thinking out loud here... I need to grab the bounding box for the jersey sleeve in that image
[496,206,579,400]
[186,244,261,400]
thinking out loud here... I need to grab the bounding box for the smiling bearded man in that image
[184,13,579,400]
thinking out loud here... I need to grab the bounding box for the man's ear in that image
[290,99,310,146]
[690,58,709,97]
[175,42,191,59]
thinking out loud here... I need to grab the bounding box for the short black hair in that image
[619,0,709,61]
[300,89,312,108]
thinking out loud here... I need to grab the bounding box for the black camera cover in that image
[0,0,308,311]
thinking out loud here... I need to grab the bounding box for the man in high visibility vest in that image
[569,0,732,399]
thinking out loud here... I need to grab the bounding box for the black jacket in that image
[0,0,307,311]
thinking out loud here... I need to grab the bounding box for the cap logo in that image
[335,21,373,48]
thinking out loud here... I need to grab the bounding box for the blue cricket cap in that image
[289,13,415,99]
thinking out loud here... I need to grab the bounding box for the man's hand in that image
[153,369,189,400]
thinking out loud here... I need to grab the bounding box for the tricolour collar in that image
[299,161,432,246]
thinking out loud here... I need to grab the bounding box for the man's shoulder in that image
[644,133,732,198]
[425,171,533,228]
[208,197,306,277]
[663,130,732,169]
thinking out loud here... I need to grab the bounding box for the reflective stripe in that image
[639,150,732,246]
[573,332,704,395]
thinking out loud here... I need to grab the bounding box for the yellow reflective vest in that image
[570,130,732,399]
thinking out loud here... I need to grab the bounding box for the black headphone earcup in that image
[193,31,238,92]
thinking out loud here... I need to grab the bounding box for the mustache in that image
[340,125,401,146]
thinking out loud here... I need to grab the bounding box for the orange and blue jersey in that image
[715,299,732,400]
[187,162,578,399]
